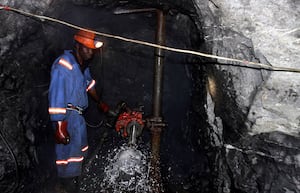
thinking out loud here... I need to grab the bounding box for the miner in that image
[48,29,110,192]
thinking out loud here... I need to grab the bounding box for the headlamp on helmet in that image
[94,40,103,48]
[74,29,103,49]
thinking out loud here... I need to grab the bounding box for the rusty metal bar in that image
[152,9,165,117]
[112,7,166,192]
[150,9,166,193]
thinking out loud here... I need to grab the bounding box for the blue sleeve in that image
[84,68,92,82]
[48,66,68,121]
[84,68,96,90]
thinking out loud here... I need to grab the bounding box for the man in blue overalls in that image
[48,29,110,193]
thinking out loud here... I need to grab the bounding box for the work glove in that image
[98,101,119,117]
[54,121,70,145]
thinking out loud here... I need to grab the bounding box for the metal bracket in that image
[145,116,167,132]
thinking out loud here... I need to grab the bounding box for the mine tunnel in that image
[1,0,300,193]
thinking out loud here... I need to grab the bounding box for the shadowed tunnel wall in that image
[1,1,208,192]
[1,1,299,193]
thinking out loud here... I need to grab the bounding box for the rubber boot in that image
[54,178,68,193]
[55,177,79,193]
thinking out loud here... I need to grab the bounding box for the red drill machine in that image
[114,102,144,145]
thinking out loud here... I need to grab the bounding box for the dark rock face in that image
[0,1,54,191]
[223,132,300,193]
[0,0,299,193]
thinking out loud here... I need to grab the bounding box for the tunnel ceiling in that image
[0,0,300,193]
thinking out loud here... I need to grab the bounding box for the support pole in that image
[152,10,165,117]
[113,7,166,192]
[150,9,166,193]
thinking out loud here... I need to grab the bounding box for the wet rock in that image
[0,0,300,193]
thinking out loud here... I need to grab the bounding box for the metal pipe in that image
[152,9,165,117]
[150,9,165,193]
[112,7,166,192]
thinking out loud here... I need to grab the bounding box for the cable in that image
[97,47,105,97]
[85,120,104,128]
[0,5,300,73]
[281,27,300,36]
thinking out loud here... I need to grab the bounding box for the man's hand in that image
[98,101,119,117]
[55,121,70,145]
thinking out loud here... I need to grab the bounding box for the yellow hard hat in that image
[74,29,103,49]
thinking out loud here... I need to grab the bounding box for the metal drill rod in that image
[129,124,137,145]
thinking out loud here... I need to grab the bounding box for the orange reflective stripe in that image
[68,157,84,162]
[59,58,73,70]
[56,160,68,165]
[56,156,84,165]
[81,146,89,152]
[57,121,65,137]
[48,107,67,114]
[86,80,96,91]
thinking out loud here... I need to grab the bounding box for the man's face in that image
[78,44,94,61]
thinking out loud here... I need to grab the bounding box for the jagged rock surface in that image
[0,0,299,193]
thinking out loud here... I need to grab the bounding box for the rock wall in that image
[215,0,300,137]
[0,0,55,190]
[193,0,300,192]
[0,0,299,192]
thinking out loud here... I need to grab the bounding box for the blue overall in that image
[48,50,94,178]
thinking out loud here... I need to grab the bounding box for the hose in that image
[0,128,20,193]
[85,120,104,128]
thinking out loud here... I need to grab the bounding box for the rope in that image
[1,5,300,73]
